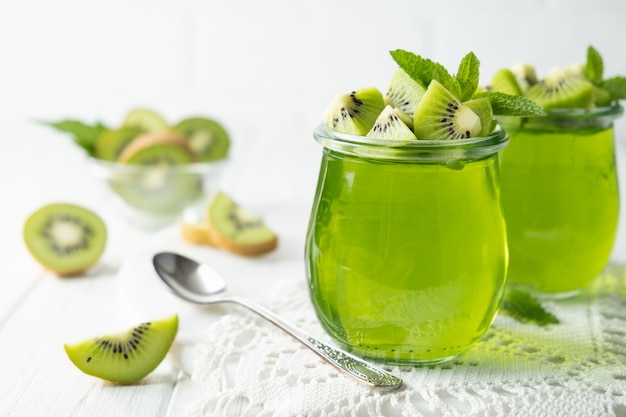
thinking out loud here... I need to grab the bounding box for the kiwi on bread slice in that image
[179,219,215,246]
[23,203,107,276]
[64,314,178,384]
[206,191,277,257]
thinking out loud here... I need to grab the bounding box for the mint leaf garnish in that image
[500,288,559,326]
[390,49,461,98]
[40,120,109,156]
[473,91,547,117]
[602,76,626,100]
[455,52,480,102]
[585,45,604,83]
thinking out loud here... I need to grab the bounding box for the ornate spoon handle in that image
[223,295,403,391]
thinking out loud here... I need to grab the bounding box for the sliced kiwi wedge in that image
[366,105,417,140]
[384,68,426,129]
[463,98,495,136]
[173,117,230,162]
[23,203,107,276]
[207,191,277,257]
[64,314,178,384]
[490,68,523,96]
[413,80,482,140]
[524,67,594,110]
[122,108,169,133]
[324,87,385,135]
[112,132,203,217]
[510,62,539,92]
[93,127,142,161]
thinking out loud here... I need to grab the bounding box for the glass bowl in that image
[89,158,227,230]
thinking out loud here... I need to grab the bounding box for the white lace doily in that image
[183,264,626,417]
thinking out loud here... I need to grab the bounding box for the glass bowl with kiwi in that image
[83,110,231,229]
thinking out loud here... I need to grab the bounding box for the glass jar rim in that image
[313,124,509,163]
[543,103,623,120]
[498,103,624,131]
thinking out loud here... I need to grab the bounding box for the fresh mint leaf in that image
[390,49,461,98]
[473,91,547,117]
[602,76,626,100]
[585,45,604,83]
[500,288,559,326]
[41,119,109,156]
[456,52,480,102]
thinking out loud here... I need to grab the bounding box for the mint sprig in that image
[40,119,109,156]
[390,49,461,98]
[602,76,626,100]
[500,288,559,326]
[474,91,547,117]
[456,52,481,102]
[391,49,546,118]
[585,45,604,83]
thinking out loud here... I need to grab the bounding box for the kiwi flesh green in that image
[490,69,523,96]
[463,98,495,136]
[384,68,426,129]
[524,67,594,110]
[173,117,230,162]
[510,62,539,92]
[64,314,178,384]
[23,203,107,276]
[366,105,417,140]
[324,87,385,135]
[113,133,202,217]
[93,127,143,161]
[413,80,482,140]
[207,191,277,257]
[122,108,170,133]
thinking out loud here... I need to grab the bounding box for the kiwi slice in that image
[463,98,495,136]
[524,67,594,110]
[490,69,523,96]
[122,108,169,133]
[207,191,277,257]
[413,80,482,140]
[23,203,107,276]
[112,132,202,217]
[510,62,539,92]
[366,105,417,140]
[173,117,230,162]
[384,68,426,129]
[64,314,178,384]
[324,87,385,135]
[93,127,142,161]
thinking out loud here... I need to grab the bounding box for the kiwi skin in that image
[117,132,197,164]
[23,203,107,276]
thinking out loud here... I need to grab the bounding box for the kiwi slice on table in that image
[173,117,230,162]
[122,108,170,133]
[64,314,178,384]
[93,127,142,161]
[113,132,202,217]
[490,68,523,96]
[366,105,417,140]
[384,68,426,129]
[413,80,482,140]
[23,203,107,276]
[324,87,385,135]
[524,67,594,110]
[207,191,277,257]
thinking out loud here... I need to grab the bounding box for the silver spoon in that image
[152,251,403,391]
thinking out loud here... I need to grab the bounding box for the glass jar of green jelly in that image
[305,125,510,364]
[499,104,623,297]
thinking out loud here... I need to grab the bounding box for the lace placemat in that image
[183,264,626,417]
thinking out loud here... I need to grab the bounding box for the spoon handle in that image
[223,295,403,391]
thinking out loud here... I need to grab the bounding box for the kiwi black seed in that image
[23,203,107,276]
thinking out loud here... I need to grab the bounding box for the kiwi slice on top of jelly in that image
[384,68,426,130]
[366,105,417,141]
[173,117,230,162]
[64,314,178,384]
[413,80,482,140]
[324,87,385,135]
[524,67,594,110]
[23,203,107,276]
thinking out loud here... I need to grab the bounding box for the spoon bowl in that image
[152,251,402,391]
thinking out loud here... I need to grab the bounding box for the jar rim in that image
[313,124,509,163]
[543,103,624,120]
